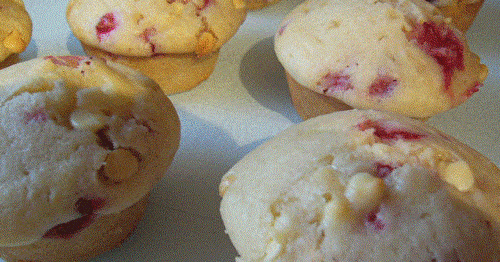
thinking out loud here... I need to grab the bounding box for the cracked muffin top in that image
[0,0,32,61]
[66,0,247,57]
[0,56,180,247]
[274,0,488,119]
[220,109,500,261]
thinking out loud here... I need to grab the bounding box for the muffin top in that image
[0,56,180,247]
[220,109,500,261]
[66,0,247,57]
[0,0,32,61]
[274,0,488,119]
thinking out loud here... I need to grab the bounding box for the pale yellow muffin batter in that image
[0,56,180,261]
[275,0,488,119]
[220,109,500,261]
[66,0,247,94]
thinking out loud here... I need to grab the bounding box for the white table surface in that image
[6,0,500,260]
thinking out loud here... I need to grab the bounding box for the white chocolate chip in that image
[321,196,353,230]
[100,148,139,183]
[441,160,474,192]
[274,214,292,233]
[371,143,391,157]
[70,110,109,131]
[263,240,283,261]
[3,30,27,53]
[344,173,386,212]
[232,0,246,9]
[171,2,185,16]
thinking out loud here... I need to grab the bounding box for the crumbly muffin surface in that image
[274,0,488,118]
[220,109,500,261]
[66,0,247,56]
[0,56,180,247]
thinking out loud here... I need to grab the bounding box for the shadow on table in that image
[92,108,264,261]
[239,36,302,124]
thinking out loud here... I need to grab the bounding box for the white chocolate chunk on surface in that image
[100,148,140,183]
[321,196,353,230]
[3,30,27,53]
[70,110,109,131]
[441,160,474,191]
[220,110,500,261]
[344,173,386,212]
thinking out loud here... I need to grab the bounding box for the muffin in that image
[274,0,488,120]
[0,0,32,65]
[245,0,281,10]
[0,55,180,261]
[66,0,247,95]
[219,109,500,261]
[428,0,485,31]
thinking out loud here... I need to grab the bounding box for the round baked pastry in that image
[66,0,247,95]
[0,0,32,64]
[245,0,281,10]
[220,109,500,261]
[0,56,180,261]
[274,0,488,120]
[427,0,484,31]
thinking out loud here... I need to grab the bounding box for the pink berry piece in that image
[23,109,48,124]
[42,214,95,239]
[43,197,105,239]
[407,22,464,89]
[357,119,425,141]
[375,162,395,178]
[96,12,119,42]
[364,208,385,231]
[44,56,86,68]
[75,197,106,215]
[198,0,214,12]
[368,75,398,97]
[277,19,293,36]
[463,82,482,98]
[140,27,157,53]
[318,71,353,95]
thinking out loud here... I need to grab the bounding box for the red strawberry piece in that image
[23,109,48,124]
[365,208,385,231]
[96,13,119,42]
[43,198,105,239]
[368,75,398,97]
[375,163,395,178]
[140,27,157,53]
[318,71,353,95]
[407,22,464,90]
[44,56,86,68]
[357,119,425,141]
[463,82,482,98]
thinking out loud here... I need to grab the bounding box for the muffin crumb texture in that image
[67,0,247,56]
[220,110,500,261]
[274,0,488,118]
[0,56,180,249]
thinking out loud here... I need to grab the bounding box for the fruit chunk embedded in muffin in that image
[275,0,488,119]
[66,0,247,94]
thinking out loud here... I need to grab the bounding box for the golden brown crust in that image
[286,72,352,120]
[83,44,219,95]
[436,0,485,31]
